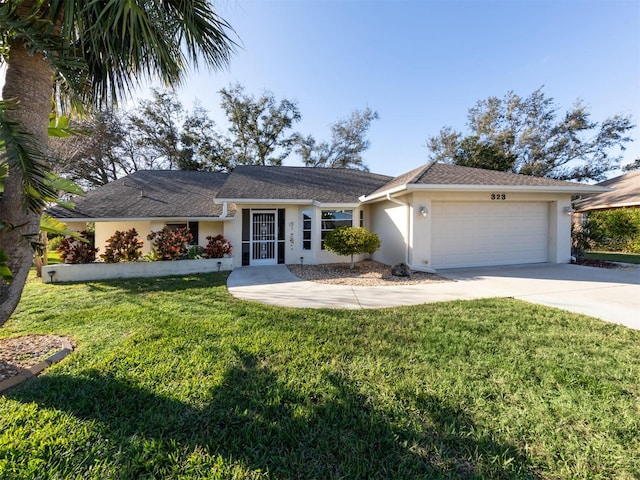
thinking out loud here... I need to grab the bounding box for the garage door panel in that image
[431,202,549,269]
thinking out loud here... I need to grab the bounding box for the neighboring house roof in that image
[47,170,233,220]
[362,162,608,201]
[215,165,392,205]
[573,170,640,212]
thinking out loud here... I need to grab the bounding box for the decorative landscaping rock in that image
[391,263,412,277]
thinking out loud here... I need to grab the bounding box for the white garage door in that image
[431,202,549,269]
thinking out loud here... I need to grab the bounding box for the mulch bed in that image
[573,258,620,269]
[287,259,449,286]
[0,334,73,384]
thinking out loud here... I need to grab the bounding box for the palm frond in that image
[48,113,90,138]
[2,1,237,110]
[0,100,58,212]
[72,0,237,107]
[0,1,88,106]
[39,214,82,239]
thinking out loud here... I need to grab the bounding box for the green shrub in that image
[581,209,640,253]
[147,226,193,261]
[324,226,381,270]
[100,229,143,263]
[187,245,206,259]
[571,217,601,258]
[56,231,98,264]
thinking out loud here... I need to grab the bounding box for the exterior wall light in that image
[563,206,575,216]
[419,206,428,217]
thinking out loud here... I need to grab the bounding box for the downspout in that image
[386,193,410,265]
[221,201,228,218]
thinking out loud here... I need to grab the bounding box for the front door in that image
[251,211,277,265]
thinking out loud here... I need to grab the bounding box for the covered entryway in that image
[431,202,549,269]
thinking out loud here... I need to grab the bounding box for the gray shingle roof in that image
[365,162,603,199]
[47,170,232,219]
[573,170,640,212]
[216,165,392,203]
[48,163,608,221]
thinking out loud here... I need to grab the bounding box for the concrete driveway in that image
[227,263,640,330]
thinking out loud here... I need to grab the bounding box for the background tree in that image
[445,135,516,172]
[179,104,231,171]
[48,110,131,189]
[219,83,301,166]
[622,158,640,172]
[51,92,232,188]
[126,89,184,170]
[297,108,379,170]
[427,87,634,181]
[0,0,235,327]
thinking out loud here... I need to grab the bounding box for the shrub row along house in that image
[47,162,606,271]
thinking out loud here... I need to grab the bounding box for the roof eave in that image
[359,185,408,203]
[574,202,640,213]
[360,183,609,202]
[215,198,361,207]
[47,216,233,222]
[215,198,314,205]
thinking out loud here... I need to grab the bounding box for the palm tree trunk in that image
[0,34,53,327]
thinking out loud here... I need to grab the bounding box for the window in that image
[166,222,199,245]
[359,210,365,228]
[321,209,353,249]
[302,210,312,250]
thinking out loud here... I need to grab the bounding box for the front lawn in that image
[585,250,640,264]
[1,273,639,479]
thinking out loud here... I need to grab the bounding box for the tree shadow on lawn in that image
[76,272,230,294]
[7,350,539,479]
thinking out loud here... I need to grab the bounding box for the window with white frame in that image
[321,209,353,249]
[302,210,312,250]
[359,210,364,227]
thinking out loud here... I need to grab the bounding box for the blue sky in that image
[1,0,637,178]
[173,0,640,178]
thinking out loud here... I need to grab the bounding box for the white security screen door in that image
[251,211,277,265]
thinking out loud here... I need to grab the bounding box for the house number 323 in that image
[490,193,506,200]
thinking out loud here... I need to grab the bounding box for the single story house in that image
[573,170,640,213]
[47,162,607,271]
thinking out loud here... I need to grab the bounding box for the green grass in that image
[1,273,639,479]
[585,251,640,264]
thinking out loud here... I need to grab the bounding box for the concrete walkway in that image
[227,263,640,330]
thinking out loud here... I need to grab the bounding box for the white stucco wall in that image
[95,221,153,255]
[194,222,226,247]
[548,200,573,263]
[94,220,227,257]
[369,199,410,267]
[42,257,233,283]
[369,190,575,271]
[61,221,89,232]
[82,191,574,271]
[224,205,370,267]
